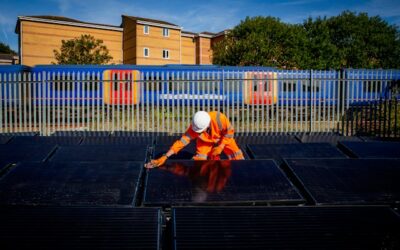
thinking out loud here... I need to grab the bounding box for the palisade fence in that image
[0,69,399,136]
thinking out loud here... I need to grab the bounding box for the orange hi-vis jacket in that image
[169,111,244,160]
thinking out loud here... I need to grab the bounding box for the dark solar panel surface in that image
[0,206,161,250]
[50,145,148,162]
[0,135,12,144]
[81,136,153,145]
[235,135,299,145]
[284,158,400,205]
[338,141,400,158]
[155,135,181,145]
[52,131,111,137]
[296,134,362,144]
[154,144,197,160]
[0,132,38,136]
[144,160,304,206]
[172,206,400,250]
[247,143,346,162]
[0,144,56,162]
[0,161,143,206]
[9,136,82,145]
[361,136,400,142]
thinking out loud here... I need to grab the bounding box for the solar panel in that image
[361,136,400,142]
[9,136,82,146]
[338,141,400,158]
[154,144,197,160]
[81,136,153,145]
[172,206,400,250]
[50,145,149,162]
[155,135,181,145]
[144,160,304,206]
[0,144,56,162]
[0,132,39,136]
[0,206,161,250]
[284,158,400,205]
[247,143,346,163]
[52,131,111,137]
[296,134,362,144]
[235,135,299,145]
[0,161,143,206]
[0,135,12,144]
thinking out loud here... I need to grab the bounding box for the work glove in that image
[145,155,168,168]
[211,144,225,158]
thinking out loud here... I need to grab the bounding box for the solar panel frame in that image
[143,160,305,206]
[172,206,400,250]
[49,145,149,162]
[81,136,154,145]
[0,206,162,250]
[283,158,400,205]
[0,161,144,206]
[338,141,400,158]
[246,143,347,163]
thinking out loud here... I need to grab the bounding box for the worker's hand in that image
[211,144,225,157]
[145,155,168,168]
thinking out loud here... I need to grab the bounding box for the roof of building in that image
[122,15,181,29]
[15,15,122,33]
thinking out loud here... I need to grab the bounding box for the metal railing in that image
[0,69,399,136]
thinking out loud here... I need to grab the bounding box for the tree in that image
[53,34,113,64]
[326,11,400,69]
[212,16,308,68]
[0,42,17,55]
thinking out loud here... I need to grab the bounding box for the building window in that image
[163,28,169,37]
[144,48,149,57]
[144,25,149,34]
[163,49,170,59]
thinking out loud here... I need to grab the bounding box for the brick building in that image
[15,15,227,66]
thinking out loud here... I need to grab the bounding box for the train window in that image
[283,82,296,92]
[302,83,320,92]
[363,80,382,92]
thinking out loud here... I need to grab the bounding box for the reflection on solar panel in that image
[247,143,346,163]
[144,160,304,206]
[338,141,400,158]
[81,136,153,145]
[9,136,82,145]
[0,206,161,250]
[0,144,56,162]
[172,206,400,250]
[52,131,111,137]
[50,145,148,162]
[235,135,299,145]
[0,161,143,206]
[284,158,400,205]
[296,134,362,144]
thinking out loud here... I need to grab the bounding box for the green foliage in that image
[213,12,400,69]
[53,34,113,64]
[0,42,17,55]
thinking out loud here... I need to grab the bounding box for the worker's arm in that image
[168,126,199,155]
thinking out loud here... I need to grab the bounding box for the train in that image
[0,64,399,107]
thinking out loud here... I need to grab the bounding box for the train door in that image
[103,70,140,105]
[244,72,278,105]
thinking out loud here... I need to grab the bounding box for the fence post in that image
[309,69,313,133]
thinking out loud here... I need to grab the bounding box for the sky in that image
[1,0,400,53]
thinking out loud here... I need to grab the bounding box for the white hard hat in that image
[192,111,211,133]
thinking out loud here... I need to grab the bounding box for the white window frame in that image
[143,47,149,57]
[163,28,169,37]
[143,25,149,34]
[162,49,170,59]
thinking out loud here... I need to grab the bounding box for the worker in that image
[145,111,244,168]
